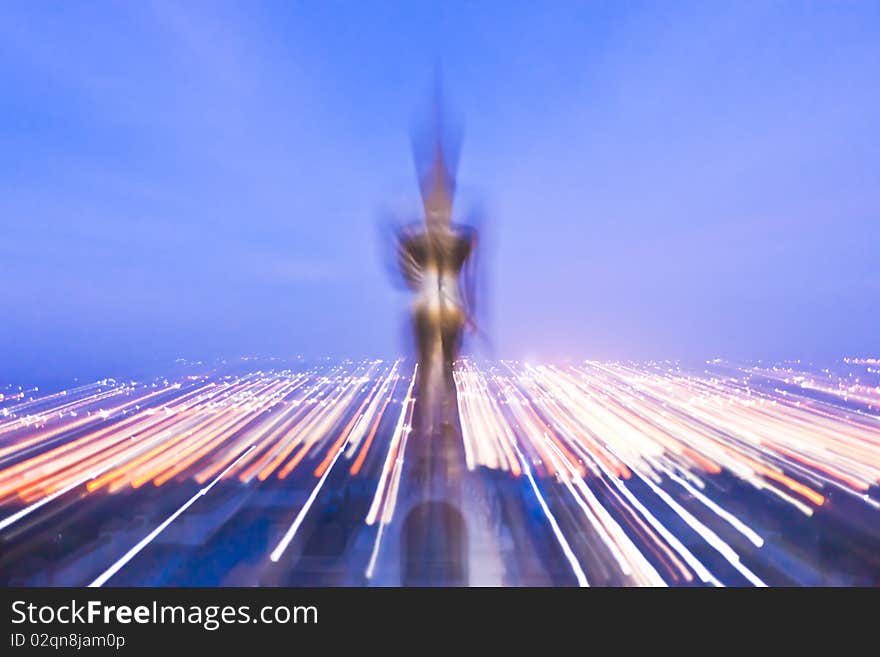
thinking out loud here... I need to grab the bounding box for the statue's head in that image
[413,73,460,234]
[421,142,454,232]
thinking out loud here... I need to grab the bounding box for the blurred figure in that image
[395,108,477,438]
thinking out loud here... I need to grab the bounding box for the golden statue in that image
[395,120,477,438]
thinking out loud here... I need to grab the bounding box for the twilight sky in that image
[1,1,878,382]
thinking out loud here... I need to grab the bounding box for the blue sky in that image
[1,1,878,382]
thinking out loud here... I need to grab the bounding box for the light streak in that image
[510,439,589,587]
[365,365,417,579]
[89,445,256,587]
[269,430,351,562]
